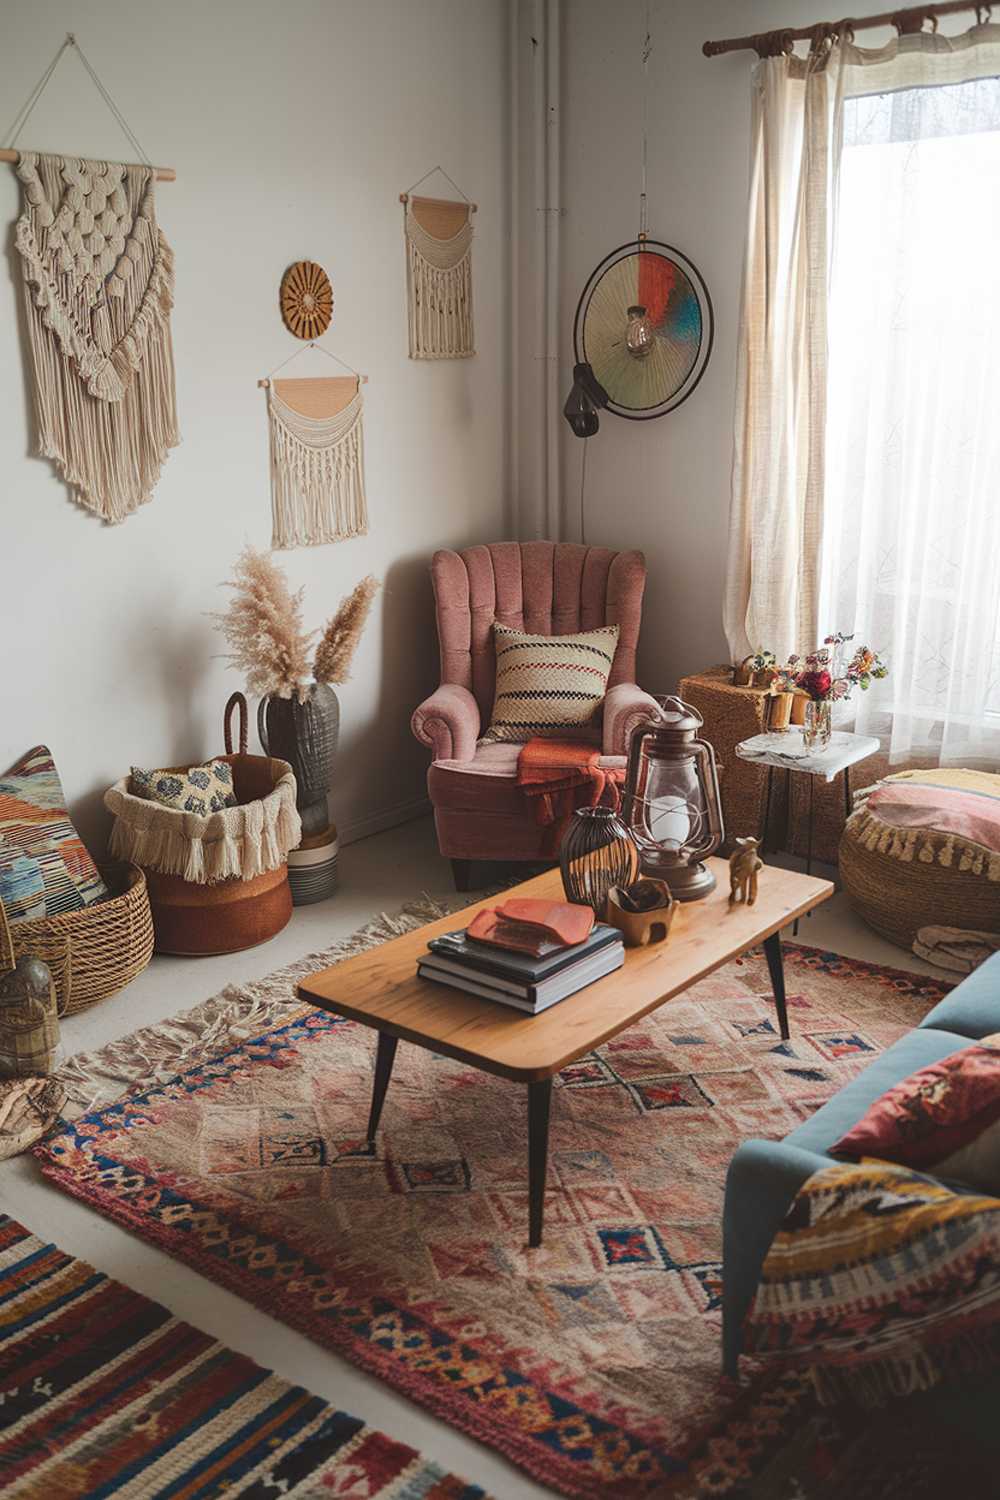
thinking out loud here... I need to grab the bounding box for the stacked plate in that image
[287,823,339,906]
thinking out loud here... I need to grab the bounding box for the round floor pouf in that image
[840,769,1000,953]
[287,823,339,907]
[143,865,292,956]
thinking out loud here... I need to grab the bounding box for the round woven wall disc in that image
[280,261,333,340]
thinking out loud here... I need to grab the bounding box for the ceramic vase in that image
[257,681,340,836]
[802,699,832,751]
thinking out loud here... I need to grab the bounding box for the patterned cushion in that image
[482,623,619,744]
[0,745,108,924]
[130,760,237,816]
[832,1034,1000,1192]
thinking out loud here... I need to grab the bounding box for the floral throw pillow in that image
[131,760,237,817]
[831,1035,1000,1193]
[0,745,108,924]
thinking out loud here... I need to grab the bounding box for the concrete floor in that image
[0,816,943,1497]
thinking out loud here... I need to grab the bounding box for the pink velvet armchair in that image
[411,541,659,889]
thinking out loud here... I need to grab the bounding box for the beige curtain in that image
[724,48,838,664]
[725,24,1000,668]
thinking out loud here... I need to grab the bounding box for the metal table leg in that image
[793,776,815,938]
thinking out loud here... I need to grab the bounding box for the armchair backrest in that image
[430,541,647,724]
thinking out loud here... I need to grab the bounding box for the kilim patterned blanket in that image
[744,1158,1000,1406]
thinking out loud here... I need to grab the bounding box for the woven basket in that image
[4,862,154,1016]
[840,812,1000,953]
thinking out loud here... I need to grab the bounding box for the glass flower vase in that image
[802,699,832,751]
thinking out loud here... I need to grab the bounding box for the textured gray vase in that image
[257,682,340,836]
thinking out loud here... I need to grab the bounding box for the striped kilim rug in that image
[0,1214,485,1499]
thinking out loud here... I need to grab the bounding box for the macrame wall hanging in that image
[258,343,368,550]
[400,166,477,360]
[1,35,179,524]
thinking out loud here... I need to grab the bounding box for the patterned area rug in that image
[0,1212,484,1498]
[35,943,952,1498]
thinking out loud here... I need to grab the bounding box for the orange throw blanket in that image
[516,738,626,855]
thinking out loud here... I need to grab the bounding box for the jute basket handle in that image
[0,898,14,974]
[224,692,249,756]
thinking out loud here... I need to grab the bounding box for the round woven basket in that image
[840,816,1000,953]
[5,862,154,1016]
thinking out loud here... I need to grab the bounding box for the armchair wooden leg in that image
[451,859,473,892]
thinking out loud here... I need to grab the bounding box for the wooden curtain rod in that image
[704,0,989,56]
[0,147,175,180]
[399,192,477,212]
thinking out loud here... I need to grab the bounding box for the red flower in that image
[798,669,832,700]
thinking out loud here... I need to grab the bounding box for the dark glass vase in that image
[559,806,640,915]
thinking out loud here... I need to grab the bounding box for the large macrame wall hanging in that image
[2,36,179,523]
[259,346,368,550]
[400,167,477,360]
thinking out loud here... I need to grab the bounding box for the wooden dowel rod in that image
[399,191,478,212]
[0,146,175,180]
[258,375,368,388]
[704,0,986,56]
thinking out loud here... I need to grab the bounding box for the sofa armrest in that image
[412,684,480,764]
[721,1138,829,1376]
[602,682,661,756]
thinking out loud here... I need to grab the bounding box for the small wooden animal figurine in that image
[729,837,763,908]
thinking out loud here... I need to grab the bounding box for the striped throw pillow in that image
[483,623,619,743]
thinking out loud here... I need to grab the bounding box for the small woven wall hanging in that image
[400,167,476,360]
[280,261,333,340]
[260,346,368,550]
[3,36,179,522]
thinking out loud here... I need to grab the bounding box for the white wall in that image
[557,0,881,692]
[0,0,509,850]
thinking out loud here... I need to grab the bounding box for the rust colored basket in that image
[140,694,294,956]
[4,862,154,1016]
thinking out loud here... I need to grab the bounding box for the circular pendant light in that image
[572,239,714,421]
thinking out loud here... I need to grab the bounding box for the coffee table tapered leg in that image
[367,1032,398,1143]
[763,932,790,1041]
[527,1078,553,1248]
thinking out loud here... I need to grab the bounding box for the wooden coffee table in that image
[297,860,832,1246]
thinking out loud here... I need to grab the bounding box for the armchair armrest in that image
[412,684,481,764]
[602,682,661,756]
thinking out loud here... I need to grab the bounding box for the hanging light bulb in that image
[625,304,655,359]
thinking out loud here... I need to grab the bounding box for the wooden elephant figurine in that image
[728,836,763,908]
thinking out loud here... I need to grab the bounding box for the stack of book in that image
[417,924,624,1014]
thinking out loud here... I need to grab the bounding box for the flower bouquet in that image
[772,634,888,749]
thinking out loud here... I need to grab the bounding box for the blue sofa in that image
[722,950,1000,1395]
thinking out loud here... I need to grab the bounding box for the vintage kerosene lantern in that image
[623,696,725,900]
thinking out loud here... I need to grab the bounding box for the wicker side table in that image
[678,667,783,854]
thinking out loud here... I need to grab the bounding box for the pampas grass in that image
[214,547,315,702]
[314,575,380,685]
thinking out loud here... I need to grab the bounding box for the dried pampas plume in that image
[314,575,380,686]
[214,547,315,701]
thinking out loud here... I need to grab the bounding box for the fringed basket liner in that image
[4,862,153,1017]
[841,802,1000,953]
[105,754,301,886]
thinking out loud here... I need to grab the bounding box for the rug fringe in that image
[56,894,461,1120]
